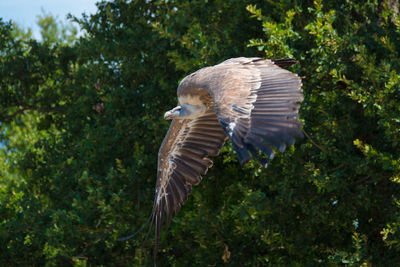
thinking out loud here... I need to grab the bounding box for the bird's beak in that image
[164,111,173,120]
[164,106,181,120]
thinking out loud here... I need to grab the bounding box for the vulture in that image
[151,57,303,259]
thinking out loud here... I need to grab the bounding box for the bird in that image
[151,57,303,260]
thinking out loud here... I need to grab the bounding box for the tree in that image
[0,0,399,265]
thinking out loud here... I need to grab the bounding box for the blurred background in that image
[0,0,399,266]
[0,0,98,39]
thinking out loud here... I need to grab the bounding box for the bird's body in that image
[152,57,303,259]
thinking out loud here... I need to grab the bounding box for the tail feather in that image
[271,58,298,68]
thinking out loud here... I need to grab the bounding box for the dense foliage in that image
[1,0,399,265]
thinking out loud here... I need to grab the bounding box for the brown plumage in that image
[151,57,303,261]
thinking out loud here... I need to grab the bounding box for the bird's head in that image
[164,104,206,120]
[164,106,181,120]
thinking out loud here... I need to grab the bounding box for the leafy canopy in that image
[0,0,399,266]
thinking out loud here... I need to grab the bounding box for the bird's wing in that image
[152,108,226,257]
[204,57,303,166]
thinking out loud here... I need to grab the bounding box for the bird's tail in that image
[271,58,298,68]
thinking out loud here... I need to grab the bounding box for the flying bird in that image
[151,57,303,259]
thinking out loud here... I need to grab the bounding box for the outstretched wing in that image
[201,57,303,166]
[152,108,226,258]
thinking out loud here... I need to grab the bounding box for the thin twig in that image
[118,213,153,241]
[302,129,327,153]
